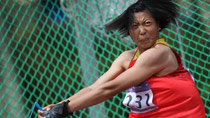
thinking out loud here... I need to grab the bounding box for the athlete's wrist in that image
[41,100,73,118]
[62,100,73,117]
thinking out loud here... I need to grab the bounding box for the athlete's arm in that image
[38,51,131,116]
[67,45,171,112]
[68,51,131,102]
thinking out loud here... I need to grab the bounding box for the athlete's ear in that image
[156,21,161,32]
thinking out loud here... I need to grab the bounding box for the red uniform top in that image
[126,39,206,118]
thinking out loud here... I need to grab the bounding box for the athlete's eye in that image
[145,21,151,26]
[131,23,139,29]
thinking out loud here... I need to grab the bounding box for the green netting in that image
[0,0,209,118]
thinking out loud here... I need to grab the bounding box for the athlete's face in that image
[129,10,160,52]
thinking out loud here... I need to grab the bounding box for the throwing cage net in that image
[0,0,209,117]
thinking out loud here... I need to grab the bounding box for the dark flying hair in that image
[105,0,178,37]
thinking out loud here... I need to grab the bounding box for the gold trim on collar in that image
[133,38,168,60]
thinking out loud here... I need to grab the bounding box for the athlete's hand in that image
[37,101,72,118]
[37,104,55,118]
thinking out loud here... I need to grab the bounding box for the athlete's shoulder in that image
[112,48,137,70]
[133,45,171,70]
[120,48,137,57]
[118,48,137,63]
[141,44,171,59]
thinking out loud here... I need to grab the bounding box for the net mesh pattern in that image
[0,0,209,117]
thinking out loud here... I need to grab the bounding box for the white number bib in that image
[123,81,158,113]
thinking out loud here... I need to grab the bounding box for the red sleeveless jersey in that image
[128,39,206,118]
